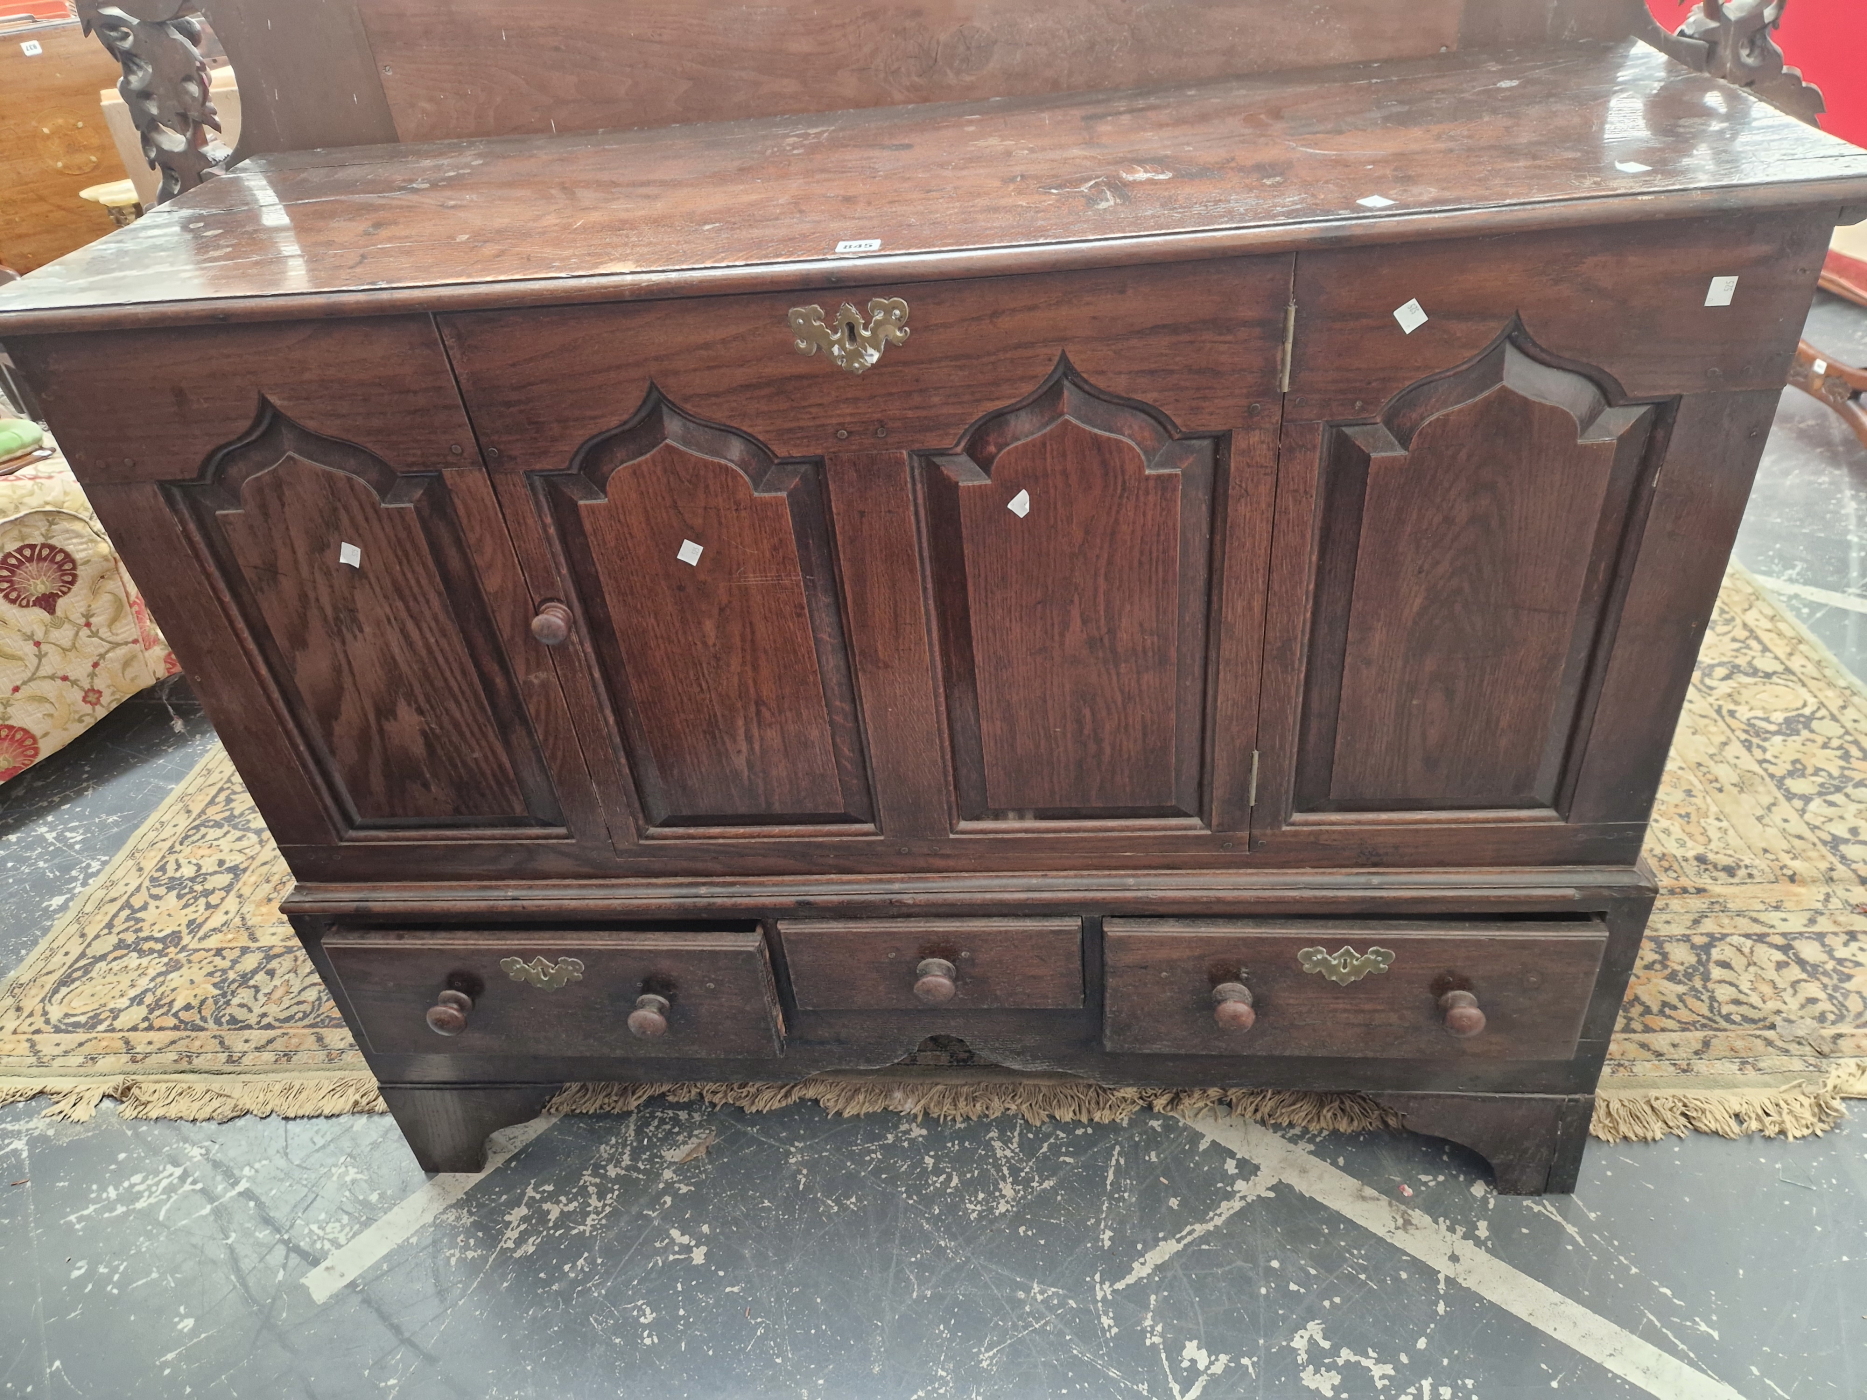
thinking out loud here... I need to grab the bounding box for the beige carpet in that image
[1,566,1862,1142]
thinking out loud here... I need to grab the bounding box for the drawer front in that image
[324,929,783,1058]
[1103,919,1605,1060]
[1286,209,1834,419]
[440,260,1287,470]
[778,918,1084,1010]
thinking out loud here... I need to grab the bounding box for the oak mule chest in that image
[4,0,1864,1192]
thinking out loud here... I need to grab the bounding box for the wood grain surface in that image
[7,317,480,485]
[359,0,1473,143]
[2,41,1863,331]
[777,917,1084,1010]
[1286,209,1839,408]
[193,437,540,827]
[535,394,872,833]
[196,0,1685,160]
[923,367,1216,823]
[1299,338,1656,816]
[440,260,1285,467]
[325,929,784,1059]
[1103,919,1607,1060]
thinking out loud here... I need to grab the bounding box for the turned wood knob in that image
[913,958,958,1004]
[628,992,671,1038]
[1212,980,1256,1032]
[425,988,472,1037]
[530,600,573,646]
[1440,989,1486,1038]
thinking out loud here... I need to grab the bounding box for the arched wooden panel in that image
[1295,329,1658,814]
[922,360,1219,823]
[537,389,872,830]
[170,400,562,830]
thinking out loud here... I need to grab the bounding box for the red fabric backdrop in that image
[1646,0,1867,148]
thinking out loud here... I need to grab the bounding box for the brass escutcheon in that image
[500,955,585,990]
[789,297,909,374]
[1297,945,1395,986]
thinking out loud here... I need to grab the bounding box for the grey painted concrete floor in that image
[3,300,1867,1398]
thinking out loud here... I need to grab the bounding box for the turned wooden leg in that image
[1368,1091,1594,1195]
[377,1084,563,1173]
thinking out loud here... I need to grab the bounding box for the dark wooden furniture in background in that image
[3,0,1865,1193]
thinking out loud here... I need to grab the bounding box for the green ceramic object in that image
[0,419,44,463]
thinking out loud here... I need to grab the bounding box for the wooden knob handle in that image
[628,992,670,1038]
[1440,989,1486,1038]
[424,988,472,1036]
[1212,980,1256,1032]
[913,957,958,1004]
[530,600,573,646]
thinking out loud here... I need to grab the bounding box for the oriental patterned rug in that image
[2,566,1863,1142]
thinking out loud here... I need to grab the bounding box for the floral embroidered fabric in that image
[0,443,176,780]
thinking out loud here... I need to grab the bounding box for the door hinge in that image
[1248,749,1260,807]
[1279,301,1297,394]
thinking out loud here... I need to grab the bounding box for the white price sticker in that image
[834,238,881,255]
[1392,298,1429,335]
[1704,276,1739,307]
[676,539,704,566]
[1007,489,1031,518]
[338,542,362,569]
[20,39,42,56]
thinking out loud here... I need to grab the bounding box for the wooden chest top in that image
[0,39,1863,333]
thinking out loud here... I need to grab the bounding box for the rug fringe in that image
[546,1079,1405,1134]
[4,1066,1855,1140]
[1829,1061,1867,1098]
[0,1075,385,1123]
[1593,1064,1864,1143]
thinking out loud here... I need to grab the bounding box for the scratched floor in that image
[3,295,1866,1400]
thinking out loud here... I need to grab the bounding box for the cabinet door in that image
[171,402,568,832]
[21,318,603,862]
[529,390,874,834]
[1261,323,1662,849]
[921,362,1225,826]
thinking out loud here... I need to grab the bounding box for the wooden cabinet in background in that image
[0,20,121,274]
[5,0,1865,1193]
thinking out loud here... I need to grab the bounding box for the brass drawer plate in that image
[324,928,783,1058]
[777,917,1084,1010]
[1103,918,1606,1060]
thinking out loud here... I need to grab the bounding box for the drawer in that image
[439,259,1287,471]
[1285,209,1834,420]
[1103,919,1606,1060]
[777,918,1083,1010]
[323,928,783,1058]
